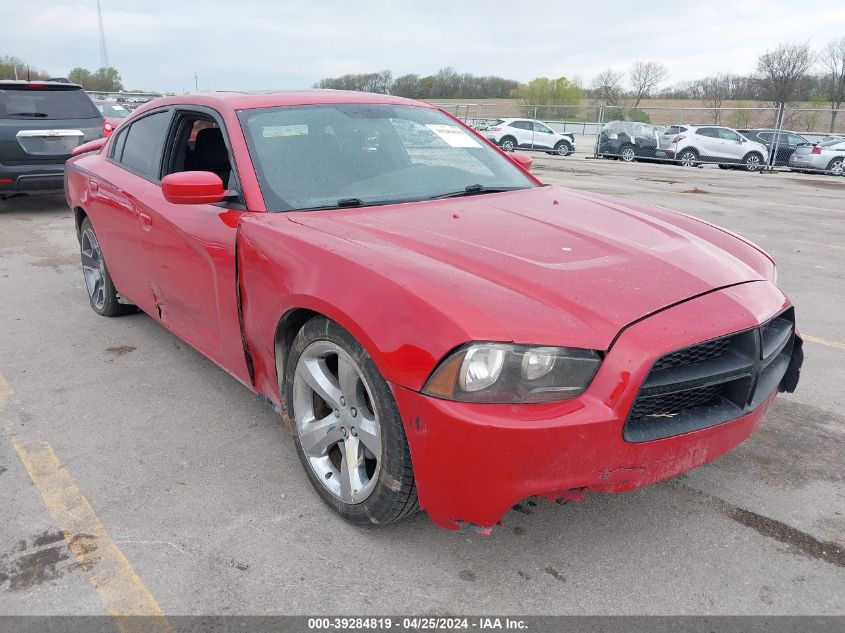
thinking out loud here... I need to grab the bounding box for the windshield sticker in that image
[425,124,481,148]
[263,124,309,138]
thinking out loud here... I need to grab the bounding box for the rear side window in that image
[0,86,100,119]
[117,111,170,179]
[696,128,717,138]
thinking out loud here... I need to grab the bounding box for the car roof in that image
[129,90,430,115]
[0,79,84,89]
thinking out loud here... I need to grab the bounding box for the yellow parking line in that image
[1,374,172,633]
[803,334,845,351]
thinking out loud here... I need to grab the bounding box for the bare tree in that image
[820,37,845,132]
[696,74,733,123]
[591,68,625,106]
[629,61,668,107]
[756,42,815,104]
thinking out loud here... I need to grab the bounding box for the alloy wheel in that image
[745,154,762,171]
[830,159,844,176]
[292,341,381,504]
[501,139,515,152]
[680,151,697,167]
[81,227,106,310]
[621,147,636,162]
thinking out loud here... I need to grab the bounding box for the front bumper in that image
[392,281,799,530]
[0,161,65,194]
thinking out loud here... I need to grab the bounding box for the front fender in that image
[237,213,473,405]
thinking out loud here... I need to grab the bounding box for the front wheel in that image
[79,217,135,317]
[554,140,573,156]
[742,152,764,172]
[827,157,844,176]
[285,317,418,526]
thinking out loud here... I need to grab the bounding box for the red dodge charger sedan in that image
[65,91,802,530]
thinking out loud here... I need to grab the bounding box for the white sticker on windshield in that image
[263,124,309,138]
[425,124,481,148]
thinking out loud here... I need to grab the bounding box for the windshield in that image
[96,102,131,118]
[237,104,536,211]
[0,86,100,119]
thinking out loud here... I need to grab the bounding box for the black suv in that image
[737,129,811,166]
[1,81,103,198]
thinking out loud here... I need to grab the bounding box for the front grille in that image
[624,308,795,442]
[652,337,730,372]
[628,384,722,420]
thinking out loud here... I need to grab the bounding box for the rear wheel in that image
[827,157,844,176]
[678,148,699,167]
[499,136,516,152]
[284,317,418,526]
[79,218,135,317]
[620,145,636,162]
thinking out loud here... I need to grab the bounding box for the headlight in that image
[423,343,602,403]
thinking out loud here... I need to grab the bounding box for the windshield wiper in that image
[336,198,364,208]
[8,112,49,117]
[429,184,523,200]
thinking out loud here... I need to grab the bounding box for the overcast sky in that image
[6,0,845,93]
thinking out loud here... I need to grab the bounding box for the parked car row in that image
[598,119,843,175]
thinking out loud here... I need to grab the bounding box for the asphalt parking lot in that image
[0,157,843,615]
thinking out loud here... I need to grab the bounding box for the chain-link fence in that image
[433,101,845,176]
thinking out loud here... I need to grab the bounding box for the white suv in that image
[656,125,769,171]
[481,118,576,155]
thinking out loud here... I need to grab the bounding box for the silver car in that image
[655,124,769,170]
[789,139,845,176]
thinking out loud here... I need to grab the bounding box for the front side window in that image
[238,104,536,212]
[534,122,553,134]
[118,111,170,178]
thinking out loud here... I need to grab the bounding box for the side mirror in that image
[161,171,226,205]
[71,137,107,156]
[740,137,747,143]
[511,151,533,172]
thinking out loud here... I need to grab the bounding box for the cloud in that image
[5,0,845,92]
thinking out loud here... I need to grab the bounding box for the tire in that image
[284,316,418,527]
[554,140,573,156]
[742,152,764,172]
[620,145,636,162]
[827,157,844,176]
[79,217,136,317]
[677,148,699,167]
[499,136,516,152]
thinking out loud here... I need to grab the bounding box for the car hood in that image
[286,185,772,350]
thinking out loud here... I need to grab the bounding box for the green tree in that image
[511,76,582,118]
[68,67,92,87]
[90,66,123,91]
